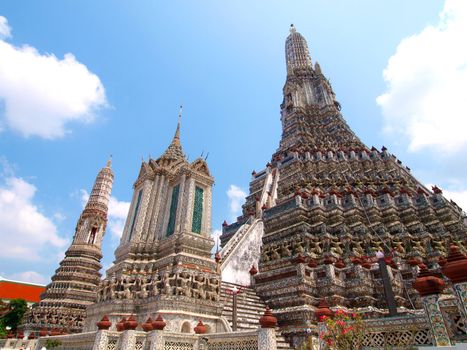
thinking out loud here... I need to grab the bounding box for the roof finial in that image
[106,155,112,168]
[173,105,182,144]
[290,24,296,33]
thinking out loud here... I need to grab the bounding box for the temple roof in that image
[158,108,187,163]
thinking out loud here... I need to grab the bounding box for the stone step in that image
[220,292,263,300]
[220,283,293,349]
[220,298,264,308]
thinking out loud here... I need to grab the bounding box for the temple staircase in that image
[221,281,293,350]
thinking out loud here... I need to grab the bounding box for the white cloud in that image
[210,229,222,254]
[7,271,48,285]
[0,16,11,39]
[442,188,467,213]
[53,212,66,221]
[0,176,67,261]
[108,196,130,220]
[0,17,107,139]
[80,189,130,239]
[227,184,246,221]
[211,229,222,244]
[377,0,467,153]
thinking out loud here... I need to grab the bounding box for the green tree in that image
[0,299,28,332]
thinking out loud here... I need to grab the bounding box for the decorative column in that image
[315,299,333,350]
[92,316,111,350]
[226,286,242,331]
[118,315,138,350]
[148,315,166,350]
[249,265,258,287]
[413,264,451,347]
[258,307,277,350]
[376,251,398,316]
[441,245,467,333]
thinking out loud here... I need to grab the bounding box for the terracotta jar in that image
[259,307,277,328]
[151,315,166,331]
[96,315,112,330]
[141,317,153,332]
[194,320,207,334]
[124,315,138,330]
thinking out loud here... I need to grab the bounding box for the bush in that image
[318,309,364,350]
[45,339,62,349]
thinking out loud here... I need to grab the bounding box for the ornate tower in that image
[23,160,114,334]
[85,113,223,334]
[220,25,467,342]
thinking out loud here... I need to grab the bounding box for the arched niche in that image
[181,321,191,333]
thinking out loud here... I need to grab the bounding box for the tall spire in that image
[279,25,362,156]
[159,106,186,161]
[285,24,313,74]
[173,105,182,146]
[23,160,114,334]
[84,159,114,216]
[106,154,112,168]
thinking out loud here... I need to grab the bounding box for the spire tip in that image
[106,155,112,168]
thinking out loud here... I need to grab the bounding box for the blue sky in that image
[1,1,466,285]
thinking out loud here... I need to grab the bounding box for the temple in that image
[85,114,223,333]
[6,25,467,350]
[220,24,467,344]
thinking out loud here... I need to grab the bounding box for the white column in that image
[203,186,212,237]
[147,330,164,350]
[147,174,162,242]
[91,330,109,350]
[117,330,136,350]
[258,328,277,350]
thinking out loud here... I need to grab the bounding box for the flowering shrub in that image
[319,309,364,350]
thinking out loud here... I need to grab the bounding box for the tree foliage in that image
[0,299,28,332]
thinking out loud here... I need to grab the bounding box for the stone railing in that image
[220,216,253,265]
[0,326,277,350]
[205,330,258,350]
[35,331,98,350]
[360,315,432,349]
[0,338,37,349]
[315,314,433,350]
[160,331,199,350]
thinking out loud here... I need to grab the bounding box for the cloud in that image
[0,17,107,139]
[0,16,11,39]
[80,189,130,239]
[211,229,222,245]
[7,271,48,285]
[0,176,67,261]
[442,188,467,213]
[227,184,246,221]
[377,0,467,153]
